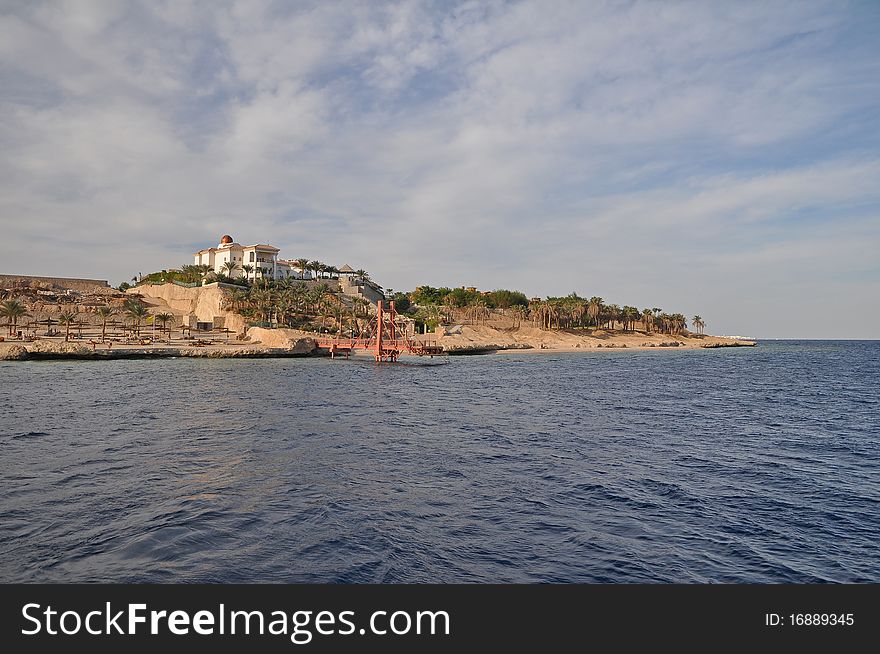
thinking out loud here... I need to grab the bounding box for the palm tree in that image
[508,305,526,329]
[222,260,240,278]
[58,312,77,342]
[227,289,248,312]
[664,313,687,335]
[532,301,556,330]
[622,306,639,332]
[241,264,254,281]
[332,302,347,334]
[570,302,587,328]
[290,282,308,315]
[155,312,173,336]
[248,286,270,324]
[317,297,333,332]
[657,312,670,334]
[0,299,29,336]
[96,306,115,342]
[642,308,654,333]
[309,260,323,280]
[587,297,603,328]
[466,299,489,325]
[692,315,704,335]
[442,294,457,323]
[354,269,369,285]
[294,258,310,279]
[310,283,330,316]
[606,304,621,330]
[123,298,149,337]
[275,296,292,327]
[180,264,202,283]
[677,314,688,335]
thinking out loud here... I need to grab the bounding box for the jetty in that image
[315,300,445,362]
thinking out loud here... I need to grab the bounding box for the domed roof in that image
[220,234,234,245]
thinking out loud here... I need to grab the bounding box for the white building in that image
[191,237,382,310]
[194,235,288,281]
[277,259,314,280]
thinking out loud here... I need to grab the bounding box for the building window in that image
[249,252,255,262]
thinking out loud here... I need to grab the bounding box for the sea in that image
[1,340,877,583]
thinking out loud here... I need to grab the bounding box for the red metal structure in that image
[315,300,444,362]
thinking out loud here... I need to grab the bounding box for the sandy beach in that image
[430,324,755,354]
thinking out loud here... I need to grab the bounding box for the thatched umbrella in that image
[40,317,56,336]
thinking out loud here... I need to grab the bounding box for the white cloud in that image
[0,0,878,337]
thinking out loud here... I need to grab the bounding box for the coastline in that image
[0,326,755,361]
[434,324,755,355]
[0,346,319,361]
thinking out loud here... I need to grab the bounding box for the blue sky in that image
[1,0,879,338]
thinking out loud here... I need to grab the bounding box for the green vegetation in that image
[154,312,174,336]
[408,286,528,310]
[58,312,77,342]
[2,294,184,343]
[389,291,411,312]
[133,257,377,294]
[221,261,240,278]
[137,265,212,286]
[399,287,695,336]
[0,299,29,336]
[225,277,371,335]
[134,264,258,289]
[123,298,149,337]
[118,260,700,340]
[95,306,115,342]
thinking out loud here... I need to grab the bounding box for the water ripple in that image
[0,341,878,582]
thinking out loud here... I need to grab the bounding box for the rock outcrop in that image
[1,345,29,360]
[0,338,318,361]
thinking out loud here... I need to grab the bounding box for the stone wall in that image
[128,282,247,334]
[246,327,316,348]
[0,274,110,292]
[339,277,384,305]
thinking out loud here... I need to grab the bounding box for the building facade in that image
[192,236,382,308]
[194,235,288,281]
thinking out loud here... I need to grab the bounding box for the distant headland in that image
[1,235,755,361]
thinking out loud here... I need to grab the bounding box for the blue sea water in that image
[0,341,878,583]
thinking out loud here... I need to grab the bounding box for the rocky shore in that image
[433,325,756,354]
[1,325,756,362]
[0,338,318,361]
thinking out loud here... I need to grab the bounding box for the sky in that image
[1,1,879,338]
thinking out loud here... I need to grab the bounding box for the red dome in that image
[220,235,233,244]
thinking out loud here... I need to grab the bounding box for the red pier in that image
[316,300,444,362]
